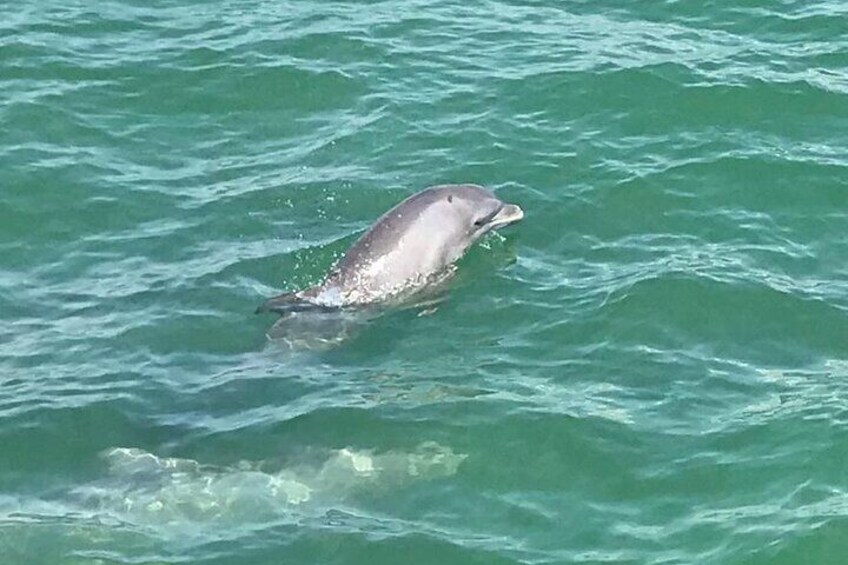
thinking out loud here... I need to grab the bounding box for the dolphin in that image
[257,184,523,315]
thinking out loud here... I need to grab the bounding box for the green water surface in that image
[1,1,847,563]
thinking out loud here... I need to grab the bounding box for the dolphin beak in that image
[489,203,524,229]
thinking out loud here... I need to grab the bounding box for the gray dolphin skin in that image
[257,184,523,315]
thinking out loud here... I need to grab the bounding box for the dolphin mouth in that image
[487,203,524,229]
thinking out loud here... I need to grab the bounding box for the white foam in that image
[73,442,466,529]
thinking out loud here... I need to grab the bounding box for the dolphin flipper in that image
[255,292,337,315]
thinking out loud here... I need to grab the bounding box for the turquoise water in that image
[2,1,847,563]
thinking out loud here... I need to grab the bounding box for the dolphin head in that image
[389,184,522,269]
[437,184,524,242]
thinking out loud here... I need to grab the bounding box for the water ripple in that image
[2,0,847,563]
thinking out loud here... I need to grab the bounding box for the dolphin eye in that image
[447,195,453,203]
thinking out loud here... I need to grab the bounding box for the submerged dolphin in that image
[257,184,523,316]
